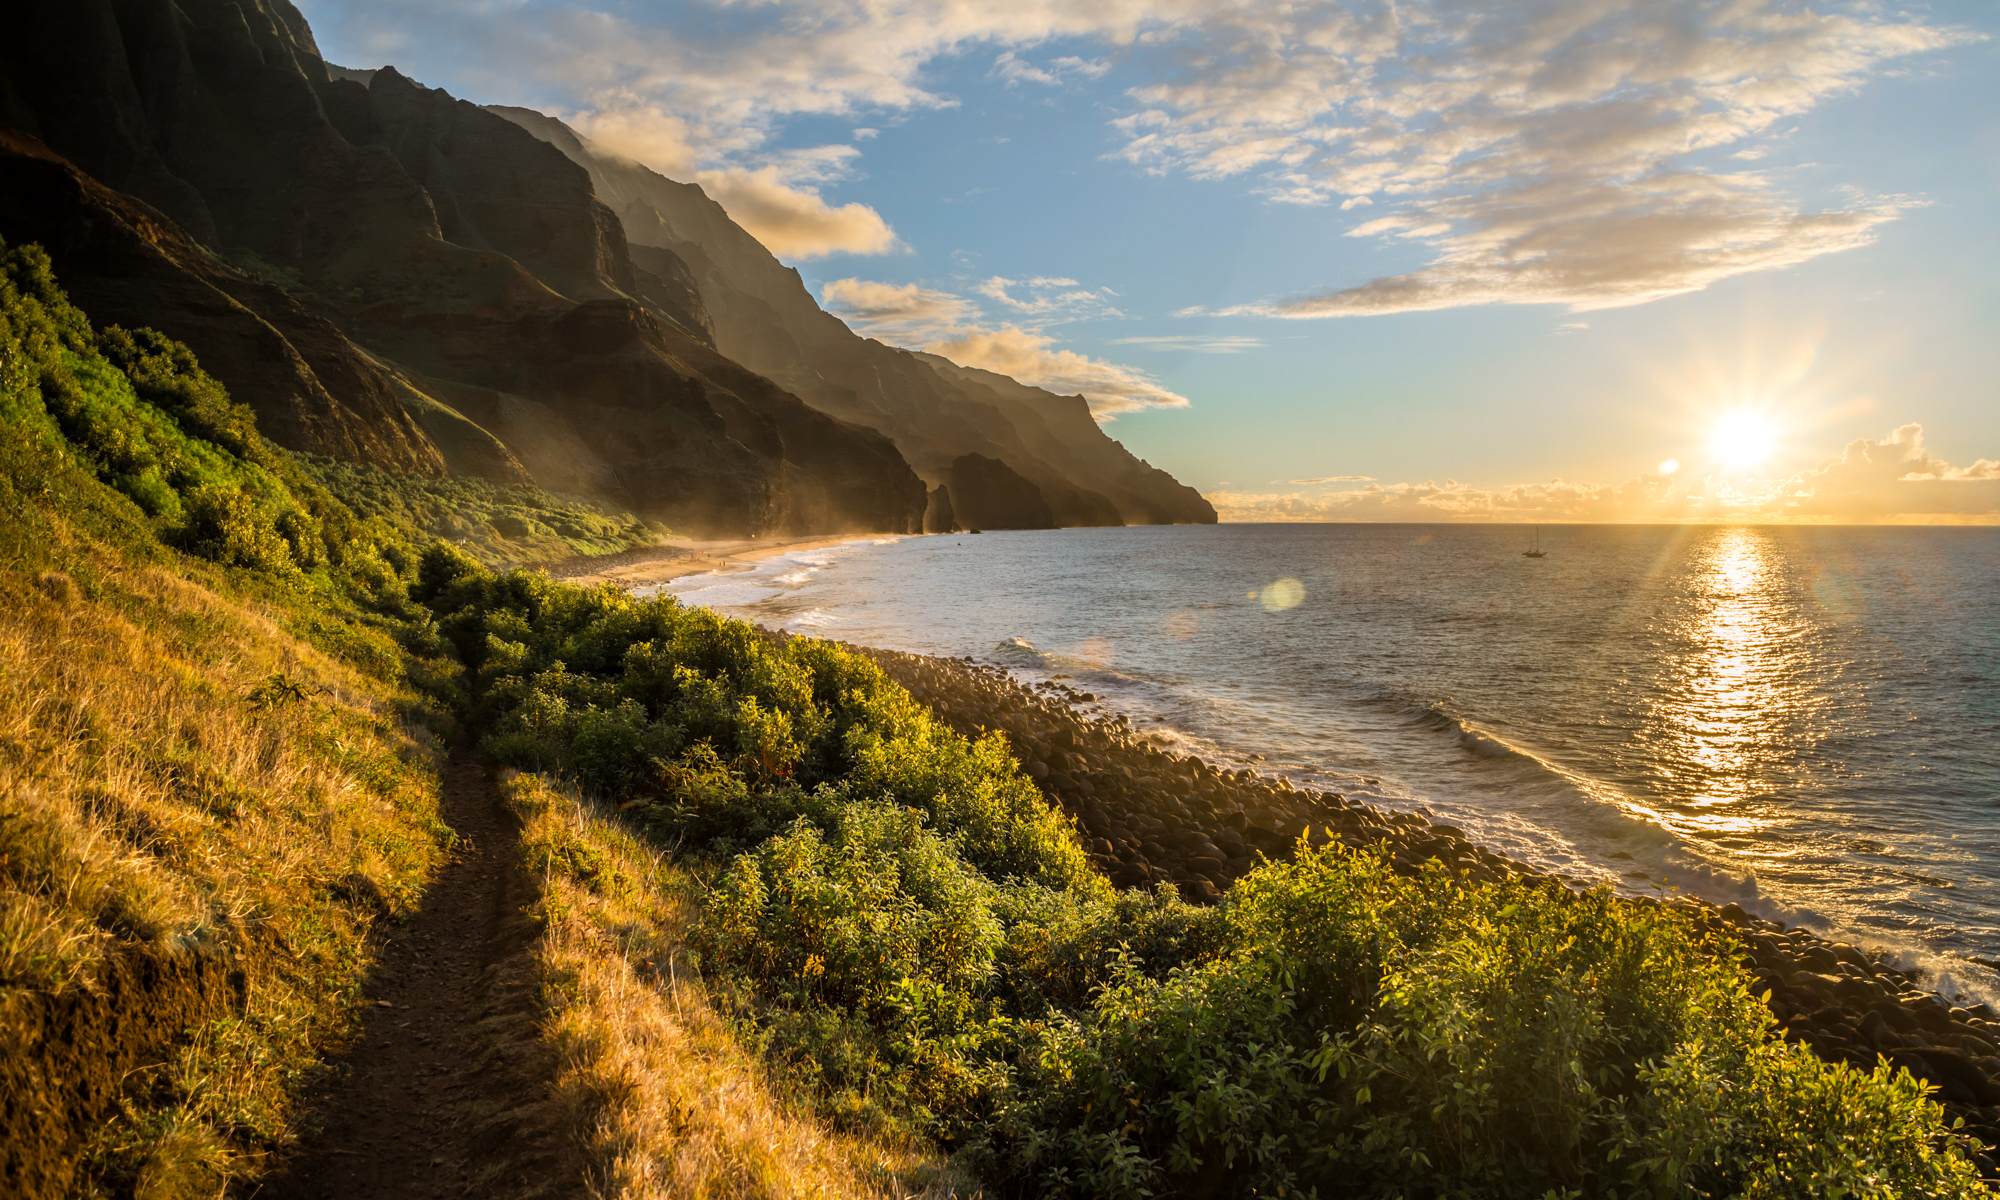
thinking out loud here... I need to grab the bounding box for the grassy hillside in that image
[0,237,463,1195]
[0,234,1986,1198]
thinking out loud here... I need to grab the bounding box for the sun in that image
[1710,411,1778,469]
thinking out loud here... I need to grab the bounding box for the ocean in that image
[658,524,2000,998]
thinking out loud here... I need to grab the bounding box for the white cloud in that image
[928,327,1190,418]
[1208,425,2000,524]
[976,276,1124,321]
[817,278,982,343]
[992,50,1113,87]
[314,0,1969,300]
[1114,3,1969,315]
[821,277,1186,418]
[1290,475,1375,484]
[689,165,901,258]
[1110,334,1263,353]
[574,107,900,257]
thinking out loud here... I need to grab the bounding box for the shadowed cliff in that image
[0,0,1209,537]
[489,107,1219,529]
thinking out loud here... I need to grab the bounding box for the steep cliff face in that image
[488,108,1218,527]
[0,0,927,535]
[0,0,442,282]
[0,126,445,474]
[0,0,1205,536]
[946,454,1057,530]
[916,355,1216,526]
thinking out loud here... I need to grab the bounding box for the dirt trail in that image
[254,748,573,1200]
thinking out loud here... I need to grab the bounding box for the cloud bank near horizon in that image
[1209,426,2000,524]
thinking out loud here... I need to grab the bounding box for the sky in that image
[298,0,2000,523]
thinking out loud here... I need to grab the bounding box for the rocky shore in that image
[849,642,2000,1178]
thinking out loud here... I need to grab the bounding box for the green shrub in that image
[179,485,295,572]
[970,846,1984,1199]
[403,549,1985,1192]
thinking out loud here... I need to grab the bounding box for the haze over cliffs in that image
[0,0,1214,537]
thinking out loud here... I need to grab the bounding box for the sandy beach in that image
[533,532,903,590]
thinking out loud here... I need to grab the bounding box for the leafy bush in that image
[414,553,1983,1196]
[0,238,376,579]
[974,849,1984,1197]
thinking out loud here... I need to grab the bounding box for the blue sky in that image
[300,0,2000,521]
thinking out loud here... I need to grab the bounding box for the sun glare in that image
[1709,411,1778,470]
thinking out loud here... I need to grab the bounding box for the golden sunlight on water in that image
[1658,528,1817,839]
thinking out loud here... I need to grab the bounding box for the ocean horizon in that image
[658,521,2000,1002]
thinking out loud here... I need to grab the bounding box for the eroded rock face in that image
[331,68,636,304]
[350,295,925,535]
[0,1,928,533]
[487,106,1218,528]
[0,0,1200,536]
[0,127,445,474]
[0,0,444,283]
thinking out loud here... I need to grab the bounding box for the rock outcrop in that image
[943,454,1056,531]
[0,0,1210,538]
[487,107,1219,529]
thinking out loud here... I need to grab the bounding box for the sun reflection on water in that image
[1657,528,1811,839]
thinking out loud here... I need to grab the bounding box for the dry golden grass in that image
[0,555,451,1194]
[505,773,959,1200]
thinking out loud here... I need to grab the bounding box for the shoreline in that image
[555,535,2000,1164]
[533,532,901,589]
[833,641,2000,1161]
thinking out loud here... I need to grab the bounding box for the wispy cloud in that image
[1119,3,1969,315]
[929,327,1190,418]
[573,106,899,257]
[992,50,1111,88]
[1110,334,1264,353]
[311,0,1968,296]
[977,276,1123,321]
[1289,475,1374,484]
[821,276,1187,418]
[1209,426,2000,524]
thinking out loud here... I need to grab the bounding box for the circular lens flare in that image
[1710,412,1777,469]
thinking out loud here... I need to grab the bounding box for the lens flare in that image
[1710,412,1777,469]
[1260,577,1305,612]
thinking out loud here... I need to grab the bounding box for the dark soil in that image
[252,746,575,1200]
[1,944,242,1199]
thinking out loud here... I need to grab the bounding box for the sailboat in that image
[1523,527,1547,558]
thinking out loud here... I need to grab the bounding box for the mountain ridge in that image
[0,0,1214,536]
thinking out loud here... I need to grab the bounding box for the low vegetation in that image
[416,548,1986,1198]
[0,238,457,1195]
[504,771,952,1197]
[2,233,1986,1198]
[299,454,660,571]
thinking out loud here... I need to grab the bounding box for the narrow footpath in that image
[255,748,573,1200]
